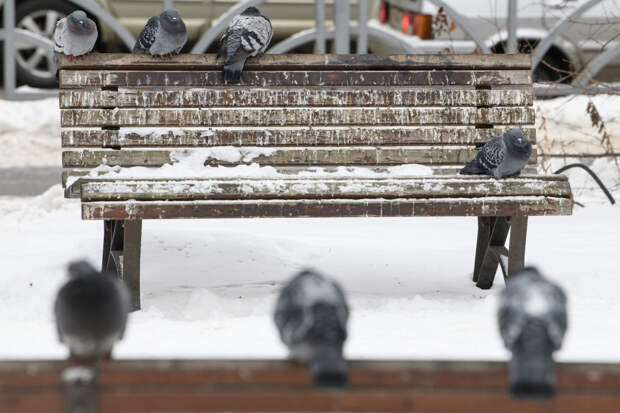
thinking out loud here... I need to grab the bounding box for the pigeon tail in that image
[309,344,348,388]
[223,58,247,83]
[509,320,555,400]
[459,159,486,175]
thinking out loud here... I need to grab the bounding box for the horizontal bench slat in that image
[58,53,533,71]
[80,177,571,202]
[59,70,532,88]
[60,107,535,127]
[62,166,541,190]
[82,196,572,220]
[62,147,538,168]
[59,87,534,109]
[62,126,537,147]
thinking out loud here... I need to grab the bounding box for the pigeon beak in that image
[79,20,84,25]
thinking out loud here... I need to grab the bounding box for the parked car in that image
[4,0,353,88]
[369,0,620,82]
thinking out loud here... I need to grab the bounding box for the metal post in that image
[507,0,518,54]
[162,0,174,10]
[357,0,368,54]
[314,0,326,54]
[3,0,16,100]
[333,0,350,54]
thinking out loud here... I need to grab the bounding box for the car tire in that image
[15,0,75,88]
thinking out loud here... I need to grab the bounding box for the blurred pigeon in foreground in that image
[133,9,187,56]
[498,267,568,399]
[274,270,349,387]
[53,10,98,62]
[460,128,532,178]
[218,6,273,83]
[54,261,130,362]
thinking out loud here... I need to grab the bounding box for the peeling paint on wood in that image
[61,126,537,148]
[60,107,535,127]
[58,53,533,71]
[81,197,572,220]
[59,70,532,88]
[59,87,534,109]
[61,147,538,168]
[80,177,572,202]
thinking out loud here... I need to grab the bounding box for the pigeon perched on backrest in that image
[498,267,568,399]
[460,128,532,178]
[53,10,98,62]
[133,9,187,56]
[54,261,130,362]
[274,270,349,387]
[218,6,273,83]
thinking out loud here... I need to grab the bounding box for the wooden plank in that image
[61,126,537,148]
[60,107,535,127]
[59,70,532,88]
[61,166,542,192]
[58,54,533,71]
[58,87,534,109]
[79,177,572,202]
[81,196,572,220]
[62,147,538,168]
[1,360,619,391]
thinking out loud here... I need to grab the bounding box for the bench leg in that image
[102,220,142,311]
[507,216,528,279]
[475,217,510,289]
[473,217,494,283]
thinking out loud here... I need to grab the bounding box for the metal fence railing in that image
[1,0,618,100]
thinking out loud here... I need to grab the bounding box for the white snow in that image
[0,94,619,363]
[0,184,619,361]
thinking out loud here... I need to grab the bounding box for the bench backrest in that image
[59,54,536,197]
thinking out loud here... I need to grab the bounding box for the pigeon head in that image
[241,7,262,16]
[67,260,100,279]
[160,9,186,34]
[67,10,95,35]
[504,128,531,151]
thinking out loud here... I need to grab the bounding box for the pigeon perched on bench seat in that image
[53,10,98,62]
[54,261,130,362]
[274,270,349,387]
[218,6,273,83]
[460,128,532,178]
[133,9,187,56]
[498,267,568,399]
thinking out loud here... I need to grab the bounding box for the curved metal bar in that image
[0,28,55,51]
[268,25,420,54]
[532,0,603,70]
[191,0,265,53]
[554,163,616,205]
[573,42,620,88]
[425,0,492,54]
[68,0,135,50]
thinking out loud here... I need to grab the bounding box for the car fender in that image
[484,27,580,67]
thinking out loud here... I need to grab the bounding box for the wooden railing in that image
[1,359,619,412]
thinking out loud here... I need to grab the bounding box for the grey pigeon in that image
[460,128,532,178]
[133,9,187,56]
[274,270,349,387]
[218,6,273,83]
[498,267,568,399]
[53,10,98,61]
[54,261,130,362]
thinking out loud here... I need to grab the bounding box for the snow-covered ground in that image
[1,185,619,361]
[0,96,619,362]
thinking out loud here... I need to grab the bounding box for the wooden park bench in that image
[59,54,573,310]
[1,359,618,413]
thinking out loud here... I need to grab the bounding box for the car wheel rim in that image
[16,9,65,80]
